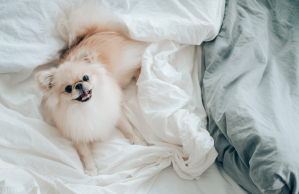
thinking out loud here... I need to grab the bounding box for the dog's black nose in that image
[75,83,83,90]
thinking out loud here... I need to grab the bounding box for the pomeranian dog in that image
[36,4,148,176]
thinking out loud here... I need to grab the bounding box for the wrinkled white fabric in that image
[0,0,224,74]
[0,0,225,194]
[149,162,249,194]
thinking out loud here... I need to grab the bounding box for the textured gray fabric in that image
[201,0,299,193]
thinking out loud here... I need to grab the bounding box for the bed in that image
[2,0,297,193]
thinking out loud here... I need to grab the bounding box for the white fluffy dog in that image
[36,4,148,176]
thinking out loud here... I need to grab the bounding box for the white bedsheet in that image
[0,0,228,194]
[149,162,249,194]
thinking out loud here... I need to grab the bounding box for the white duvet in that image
[0,0,225,193]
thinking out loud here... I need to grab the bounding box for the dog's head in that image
[36,48,106,106]
[36,48,122,143]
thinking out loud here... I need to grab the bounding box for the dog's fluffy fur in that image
[36,3,148,176]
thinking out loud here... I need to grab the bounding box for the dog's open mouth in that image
[75,90,92,102]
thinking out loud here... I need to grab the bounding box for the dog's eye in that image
[65,85,72,93]
[82,75,89,82]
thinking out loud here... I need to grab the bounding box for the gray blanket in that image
[201,0,299,193]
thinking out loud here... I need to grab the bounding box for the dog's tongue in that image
[80,91,89,99]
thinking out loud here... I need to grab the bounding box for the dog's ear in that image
[72,48,94,63]
[36,68,57,91]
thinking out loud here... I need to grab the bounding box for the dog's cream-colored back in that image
[57,3,148,88]
[61,29,148,88]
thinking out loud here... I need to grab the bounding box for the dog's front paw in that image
[131,138,147,146]
[84,167,98,176]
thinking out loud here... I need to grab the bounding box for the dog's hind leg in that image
[118,111,147,146]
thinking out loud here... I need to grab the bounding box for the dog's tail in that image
[56,3,127,48]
